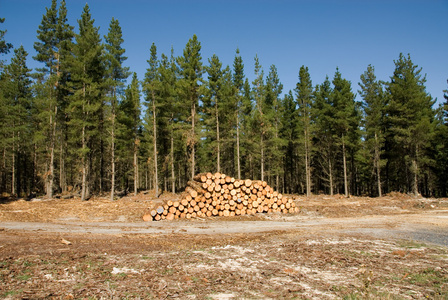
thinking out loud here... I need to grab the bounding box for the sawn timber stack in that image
[146,172,298,221]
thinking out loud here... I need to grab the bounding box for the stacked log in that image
[146,172,299,221]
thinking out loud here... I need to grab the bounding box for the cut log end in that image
[148,172,298,221]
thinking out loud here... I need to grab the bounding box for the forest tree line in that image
[1,1,447,200]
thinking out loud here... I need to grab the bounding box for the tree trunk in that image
[145,166,148,190]
[99,131,104,193]
[374,132,382,197]
[216,100,220,173]
[276,175,279,191]
[304,127,311,197]
[412,145,419,196]
[305,143,310,197]
[328,156,333,196]
[191,101,196,180]
[32,143,37,193]
[48,136,54,198]
[152,95,158,198]
[236,113,241,179]
[1,147,5,193]
[274,117,279,190]
[47,100,57,199]
[59,116,66,193]
[11,136,15,196]
[170,119,175,193]
[412,159,418,196]
[342,136,349,197]
[260,132,264,182]
[110,111,115,201]
[178,162,181,190]
[81,124,87,201]
[60,140,66,193]
[133,139,138,195]
[81,84,87,201]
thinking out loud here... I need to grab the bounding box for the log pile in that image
[146,172,298,221]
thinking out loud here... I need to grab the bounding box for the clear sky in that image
[1,0,447,106]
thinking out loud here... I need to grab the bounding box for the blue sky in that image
[1,0,447,106]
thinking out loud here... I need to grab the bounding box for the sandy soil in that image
[0,192,447,299]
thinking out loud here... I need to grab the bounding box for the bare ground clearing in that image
[0,193,447,299]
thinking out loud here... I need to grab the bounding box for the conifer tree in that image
[104,17,130,200]
[143,43,160,197]
[279,91,299,193]
[359,64,386,196]
[68,4,104,200]
[0,70,6,193]
[204,54,224,173]
[33,0,74,197]
[295,66,313,196]
[218,66,236,176]
[232,48,245,179]
[177,35,203,179]
[241,78,254,179]
[158,49,179,193]
[432,81,448,196]
[265,64,283,188]
[54,0,74,193]
[312,77,336,195]
[3,46,32,196]
[332,68,358,197]
[33,0,58,198]
[118,73,140,194]
[252,55,266,181]
[444,82,448,123]
[0,18,13,55]
[386,53,435,195]
[34,0,58,70]
[0,18,10,192]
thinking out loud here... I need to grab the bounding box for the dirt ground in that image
[0,192,447,299]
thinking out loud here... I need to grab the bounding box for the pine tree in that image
[252,55,266,181]
[0,18,13,55]
[0,17,10,191]
[386,53,435,195]
[359,64,386,196]
[118,73,140,194]
[31,0,73,195]
[143,43,160,197]
[177,35,203,179]
[265,64,283,188]
[34,0,58,70]
[33,0,58,198]
[444,82,448,123]
[218,66,236,176]
[68,4,104,200]
[232,48,245,179]
[3,46,32,196]
[0,69,6,192]
[240,78,253,179]
[332,68,358,197]
[104,17,130,200]
[312,77,336,195]
[279,91,299,193]
[34,0,73,198]
[432,81,448,196]
[204,54,224,173]
[295,66,313,196]
[54,0,74,193]
[158,49,179,193]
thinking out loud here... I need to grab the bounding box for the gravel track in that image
[2,210,447,246]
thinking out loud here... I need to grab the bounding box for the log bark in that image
[193,173,208,182]
[148,172,298,221]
